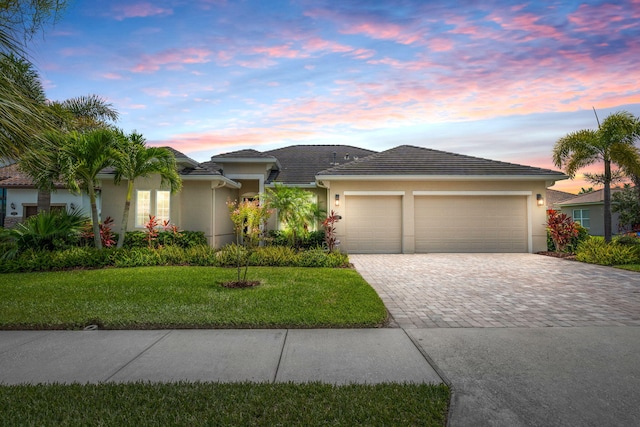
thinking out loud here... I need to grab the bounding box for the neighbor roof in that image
[0,163,66,188]
[264,145,376,184]
[317,145,567,179]
[558,187,624,206]
[546,189,576,209]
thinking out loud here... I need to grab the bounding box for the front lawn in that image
[614,264,640,272]
[0,267,387,329]
[0,382,450,426]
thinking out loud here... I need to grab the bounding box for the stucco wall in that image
[560,204,622,236]
[5,188,89,227]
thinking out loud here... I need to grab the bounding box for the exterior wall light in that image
[536,194,544,206]
[335,194,340,206]
[70,203,76,210]
[10,202,16,210]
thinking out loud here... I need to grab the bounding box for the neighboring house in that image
[557,188,623,236]
[0,162,92,228]
[2,144,567,253]
[546,189,576,211]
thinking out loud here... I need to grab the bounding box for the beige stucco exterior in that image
[320,178,551,253]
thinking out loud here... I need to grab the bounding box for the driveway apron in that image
[351,253,640,427]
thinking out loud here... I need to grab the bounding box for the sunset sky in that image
[30,0,640,193]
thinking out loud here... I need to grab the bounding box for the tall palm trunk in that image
[603,159,612,243]
[88,187,102,249]
[37,189,50,213]
[117,180,134,248]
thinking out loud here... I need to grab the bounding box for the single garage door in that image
[415,196,528,253]
[345,196,402,253]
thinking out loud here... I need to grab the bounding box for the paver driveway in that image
[350,253,640,328]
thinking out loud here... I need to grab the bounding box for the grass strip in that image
[0,382,450,426]
[0,266,387,329]
[614,264,640,271]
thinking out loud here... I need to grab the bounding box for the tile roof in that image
[0,163,66,188]
[558,187,624,205]
[264,145,376,184]
[211,149,277,160]
[546,189,576,209]
[317,145,566,178]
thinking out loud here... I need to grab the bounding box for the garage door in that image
[415,196,528,253]
[345,196,402,253]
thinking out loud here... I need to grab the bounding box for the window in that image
[573,209,590,228]
[136,190,171,227]
[156,191,170,223]
[136,190,151,227]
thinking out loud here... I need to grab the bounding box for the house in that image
[2,144,567,253]
[557,188,623,236]
[0,162,92,228]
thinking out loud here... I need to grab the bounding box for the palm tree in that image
[112,132,182,248]
[56,128,121,249]
[553,111,640,242]
[264,184,323,247]
[0,0,68,159]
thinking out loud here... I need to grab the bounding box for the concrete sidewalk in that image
[0,329,442,385]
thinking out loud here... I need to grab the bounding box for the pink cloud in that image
[112,2,173,21]
[252,44,307,59]
[160,128,316,153]
[131,48,212,73]
[100,72,125,80]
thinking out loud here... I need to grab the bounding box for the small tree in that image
[226,198,271,285]
[546,209,579,252]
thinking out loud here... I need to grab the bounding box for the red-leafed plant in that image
[81,216,116,248]
[144,215,159,248]
[546,209,579,252]
[322,210,341,252]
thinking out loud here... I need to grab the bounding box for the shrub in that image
[0,245,350,273]
[1,209,87,257]
[249,246,299,266]
[111,247,164,268]
[566,223,590,253]
[215,243,249,267]
[575,237,640,266]
[123,230,207,249]
[546,209,578,252]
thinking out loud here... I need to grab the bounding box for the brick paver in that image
[350,254,640,328]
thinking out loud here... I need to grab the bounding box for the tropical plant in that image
[612,184,640,233]
[226,198,272,284]
[80,216,116,248]
[55,128,121,249]
[112,131,181,248]
[0,0,67,160]
[553,111,640,242]
[546,209,579,252]
[0,208,87,258]
[264,184,324,247]
[322,210,341,252]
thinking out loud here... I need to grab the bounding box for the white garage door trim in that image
[344,191,406,196]
[413,190,533,253]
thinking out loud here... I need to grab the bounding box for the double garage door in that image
[345,195,528,253]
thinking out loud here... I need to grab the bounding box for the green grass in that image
[614,264,640,271]
[0,382,450,426]
[0,266,387,329]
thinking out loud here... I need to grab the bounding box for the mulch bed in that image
[535,251,577,260]
[220,280,261,288]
